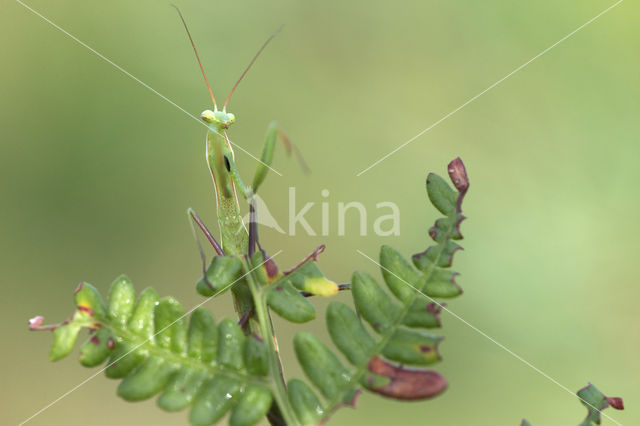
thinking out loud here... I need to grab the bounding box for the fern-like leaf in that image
[31,276,273,426]
[287,157,469,423]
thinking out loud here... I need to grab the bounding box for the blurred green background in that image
[2,0,638,424]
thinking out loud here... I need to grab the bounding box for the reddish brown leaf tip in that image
[366,356,448,400]
[264,256,279,279]
[426,302,445,327]
[77,306,94,316]
[606,397,624,410]
[447,157,469,193]
[312,244,326,259]
[343,389,362,408]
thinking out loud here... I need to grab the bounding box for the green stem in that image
[99,322,269,386]
[244,261,299,426]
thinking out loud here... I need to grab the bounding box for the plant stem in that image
[98,322,269,386]
[244,261,298,426]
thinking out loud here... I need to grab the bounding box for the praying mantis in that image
[28,11,475,419]
[172,8,323,336]
[172,10,343,424]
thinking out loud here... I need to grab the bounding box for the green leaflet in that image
[266,281,315,323]
[79,327,113,367]
[287,378,324,425]
[352,271,400,333]
[420,269,462,298]
[196,255,244,297]
[105,340,147,379]
[75,282,107,321]
[217,318,246,372]
[107,275,136,326]
[244,335,269,377]
[287,260,339,296]
[158,368,208,411]
[294,332,352,400]
[35,278,274,426]
[127,287,159,340]
[326,301,375,366]
[50,320,83,361]
[263,259,338,323]
[426,172,458,216]
[187,308,218,363]
[190,376,243,425]
[228,385,273,426]
[49,283,107,361]
[155,298,188,354]
[118,356,178,401]
[402,301,443,329]
[380,245,421,302]
[383,329,442,365]
[413,241,461,269]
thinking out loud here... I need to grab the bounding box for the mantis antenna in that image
[223,25,284,110]
[172,5,218,109]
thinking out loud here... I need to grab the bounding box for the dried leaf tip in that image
[577,382,624,425]
[447,157,468,193]
[606,396,624,410]
[264,256,279,280]
[366,356,447,400]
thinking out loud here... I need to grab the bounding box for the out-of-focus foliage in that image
[522,383,623,426]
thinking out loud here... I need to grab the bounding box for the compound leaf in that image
[33,276,273,426]
[291,158,470,422]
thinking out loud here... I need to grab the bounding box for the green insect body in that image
[202,110,246,255]
[201,110,254,323]
[171,4,294,334]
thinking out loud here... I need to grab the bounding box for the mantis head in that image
[174,6,279,131]
[201,109,236,129]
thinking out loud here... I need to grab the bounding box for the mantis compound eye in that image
[201,109,216,123]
